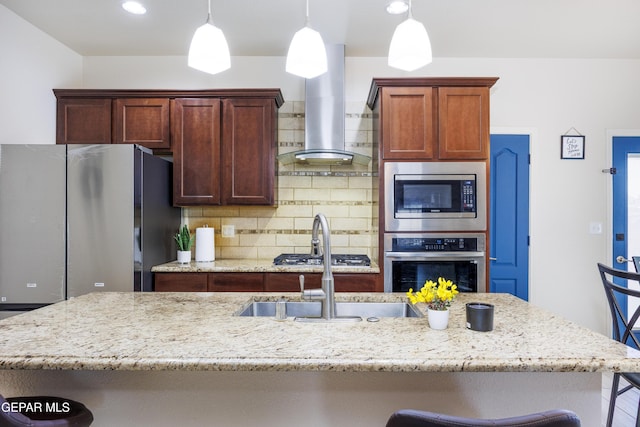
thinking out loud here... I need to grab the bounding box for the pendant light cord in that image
[207,0,213,24]
[408,0,413,19]
[305,0,311,27]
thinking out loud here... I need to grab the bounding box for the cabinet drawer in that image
[264,273,379,292]
[154,273,207,292]
[208,273,264,292]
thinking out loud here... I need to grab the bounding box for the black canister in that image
[466,302,494,332]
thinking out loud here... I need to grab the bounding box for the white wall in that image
[4,3,640,334]
[0,5,82,144]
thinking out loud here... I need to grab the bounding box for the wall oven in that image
[384,233,486,293]
[384,162,486,232]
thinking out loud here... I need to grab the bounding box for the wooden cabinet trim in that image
[54,89,284,108]
[367,77,498,109]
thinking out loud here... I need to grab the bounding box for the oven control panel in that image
[391,237,478,252]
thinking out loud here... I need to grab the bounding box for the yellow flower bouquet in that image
[406,277,459,311]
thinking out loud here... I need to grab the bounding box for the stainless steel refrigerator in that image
[0,144,180,318]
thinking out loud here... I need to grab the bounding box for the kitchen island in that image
[0,292,635,426]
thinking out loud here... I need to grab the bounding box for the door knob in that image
[489,257,497,261]
[617,255,631,264]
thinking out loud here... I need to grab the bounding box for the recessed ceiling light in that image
[122,1,147,15]
[386,1,409,15]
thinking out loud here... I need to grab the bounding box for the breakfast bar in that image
[0,292,636,426]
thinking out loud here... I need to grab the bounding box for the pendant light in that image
[388,0,432,71]
[286,0,327,79]
[188,0,230,75]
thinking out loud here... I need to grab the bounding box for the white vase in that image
[177,250,191,264]
[427,308,449,330]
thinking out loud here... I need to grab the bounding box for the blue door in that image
[489,134,530,300]
[611,136,640,342]
[612,137,640,272]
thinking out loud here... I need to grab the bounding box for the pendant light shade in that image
[286,0,327,79]
[388,1,432,71]
[188,0,230,75]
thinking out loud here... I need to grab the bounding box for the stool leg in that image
[607,373,621,427]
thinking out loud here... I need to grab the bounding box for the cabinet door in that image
[208,273,264,292]
[221,98,276,205]
[264,273,317,292]
[56,98,112,144]
[154,273,208,292]
[438,87,490,160]
[114,98,171,151]
[172,98,222,206]
[381,87,436,160]
[264,273,379,292]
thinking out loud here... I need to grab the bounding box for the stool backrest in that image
[598,262,640,348]
[385,409,580,427]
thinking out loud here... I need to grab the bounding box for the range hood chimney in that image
[278,44,370,166]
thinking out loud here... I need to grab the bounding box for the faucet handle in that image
[299,274,325,300]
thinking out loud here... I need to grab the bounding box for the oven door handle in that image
[384,251,485,259]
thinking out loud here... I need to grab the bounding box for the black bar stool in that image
[598,262,640,427]
[385,409,580,427]
[0,394,93,426]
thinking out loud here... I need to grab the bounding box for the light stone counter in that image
[0,292,630,426]
[151,259,380,274]
[0,292,635,372]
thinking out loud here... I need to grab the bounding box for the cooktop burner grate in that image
[273,254,371,267]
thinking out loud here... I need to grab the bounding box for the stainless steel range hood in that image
[278,45,370,166]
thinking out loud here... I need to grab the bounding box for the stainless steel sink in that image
[236,301,423,319]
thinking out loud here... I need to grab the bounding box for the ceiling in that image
[2,0,640,59]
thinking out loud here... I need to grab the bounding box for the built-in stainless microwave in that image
[384,162,486,232]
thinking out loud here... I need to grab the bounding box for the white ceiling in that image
[2,0,640,59]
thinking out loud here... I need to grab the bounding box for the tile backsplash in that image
[185,101,377,261]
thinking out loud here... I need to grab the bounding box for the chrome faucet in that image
[299,213,336,320]
[297,213,361,322]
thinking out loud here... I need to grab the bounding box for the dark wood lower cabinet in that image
[154,272,379,292]
[155,273,207,292]
[264,273,378,292]
[208,273,263,292]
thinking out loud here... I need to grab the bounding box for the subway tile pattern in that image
[185,101,377,261]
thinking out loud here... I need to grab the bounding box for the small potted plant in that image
[174,225,194,264]
[407,277,459,330]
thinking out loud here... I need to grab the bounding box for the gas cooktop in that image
[273,254,371,267]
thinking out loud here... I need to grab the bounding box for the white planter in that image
[427,308,449,330]
[177,250,191,264]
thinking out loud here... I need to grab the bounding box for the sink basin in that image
[237,301,423,318]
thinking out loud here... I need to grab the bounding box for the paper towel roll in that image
[195,226,215,262]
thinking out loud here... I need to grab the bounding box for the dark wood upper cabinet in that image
[438,87,490,160]
[114,98,171,150]
[172,98,222,206]
[53,89,284,207]
[367,78,498,161]
[221,98,276,205]
[381,87,436,160]
[56,98,112,144]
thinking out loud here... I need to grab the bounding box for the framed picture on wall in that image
[561,135,585,159]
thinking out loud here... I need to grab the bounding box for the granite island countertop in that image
[151,259,380,274]
[0,292,638,373]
